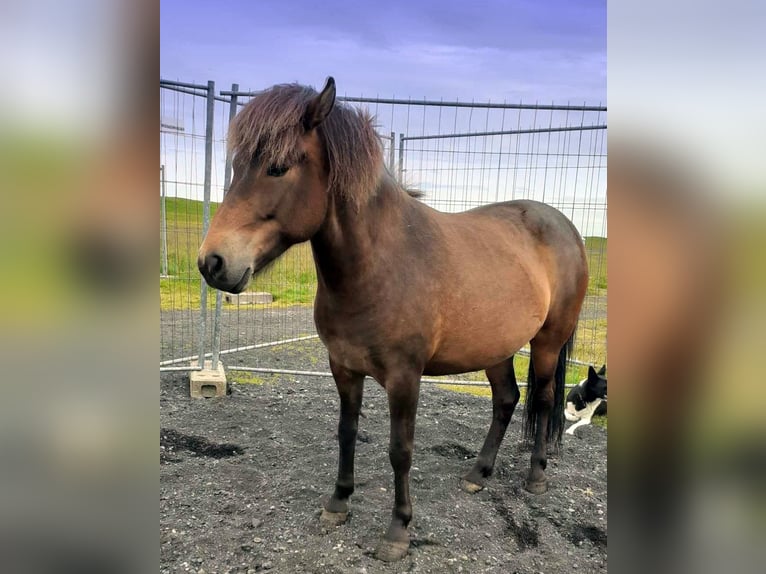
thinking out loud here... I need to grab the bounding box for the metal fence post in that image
[389,131,395,173]
[211,83,239,370]
[198,80,215,369]
[160,164,168,277]
[398,133,405,182]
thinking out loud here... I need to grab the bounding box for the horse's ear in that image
[598,364,606,376]
[303,76,336,131]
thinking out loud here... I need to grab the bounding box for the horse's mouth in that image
[229,268,252,294]
[252,251,281,276]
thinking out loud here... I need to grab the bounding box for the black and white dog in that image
[564,365,607,435]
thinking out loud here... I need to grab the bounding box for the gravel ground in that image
[160,339,607,574]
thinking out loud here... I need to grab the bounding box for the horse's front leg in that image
[375,370,420,562]
[321,359,364,526]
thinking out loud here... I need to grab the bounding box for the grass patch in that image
[160,274,217,310]
[584,236,607,296]
[591,416,608,430]
[229,372,265,385]
[573,317,607,367]
[161,197,218,276]
[228,371,285,385]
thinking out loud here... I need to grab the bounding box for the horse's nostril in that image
[199,252,225,278]
[209,253,224,274]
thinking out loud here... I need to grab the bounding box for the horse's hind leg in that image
[321,359,364,526]
[461,357,520,493]
[524,336,565,494]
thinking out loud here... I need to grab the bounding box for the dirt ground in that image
[160,358,607,573]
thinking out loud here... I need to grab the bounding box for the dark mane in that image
[229,83,384,207]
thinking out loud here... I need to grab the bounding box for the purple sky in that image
[161,0,605,104]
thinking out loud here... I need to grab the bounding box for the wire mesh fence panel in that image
[160,81,215,368]
[160,80,606,374]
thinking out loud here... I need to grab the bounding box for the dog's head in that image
[585,364,607,401]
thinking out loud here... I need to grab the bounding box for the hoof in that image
[524,479,548,494]
[374,538,410,562]
[320,509,348,526]
[460,479,484,494]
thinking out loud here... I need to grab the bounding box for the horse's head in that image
[198,78,337,293]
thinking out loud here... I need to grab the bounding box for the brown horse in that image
[198,77,588,561]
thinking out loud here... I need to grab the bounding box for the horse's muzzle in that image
[197,252,251,293]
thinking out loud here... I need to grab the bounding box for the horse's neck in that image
[310,178,411,292]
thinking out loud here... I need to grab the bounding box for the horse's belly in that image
[425,313,543,375]
[317,325,433,378]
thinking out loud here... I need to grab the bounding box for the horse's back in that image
[466,199,588,297]
[467,199,583,248]
[442,199,586,278]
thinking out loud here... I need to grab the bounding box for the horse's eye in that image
[266,164,289,177]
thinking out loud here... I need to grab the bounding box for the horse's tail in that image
[523,333,575,451]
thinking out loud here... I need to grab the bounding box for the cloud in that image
[161,0,605,104]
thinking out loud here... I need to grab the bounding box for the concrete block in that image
[190,360,227,398]
[224,291,273,305]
